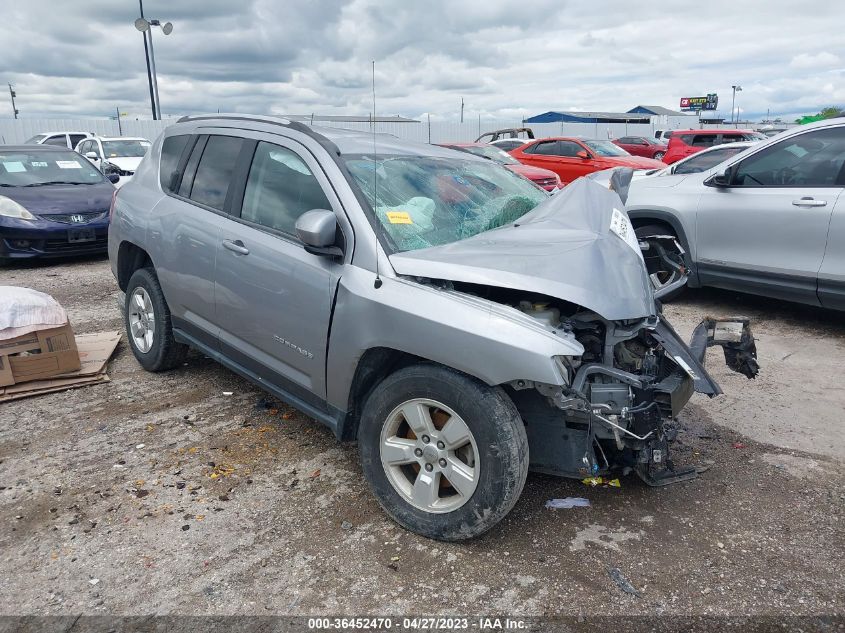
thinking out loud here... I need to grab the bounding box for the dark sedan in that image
[0,145,118,264]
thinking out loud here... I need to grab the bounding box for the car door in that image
[818,194,845,310]
[213,136,344,405]
[517,140,561,174]
[695,125,845,305]
[149,133,230,349]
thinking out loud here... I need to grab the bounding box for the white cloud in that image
[0,0,843,121]
[789,52,840,69]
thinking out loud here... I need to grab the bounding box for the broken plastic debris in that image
[223,391,233,396]
[545,497,590,509]
[607,567,641,597]
[582,477,621,487]
[88,578,100,586]
[136,444,145,449]
[732,442,747,449]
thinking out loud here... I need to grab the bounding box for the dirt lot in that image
[1,256,843,618]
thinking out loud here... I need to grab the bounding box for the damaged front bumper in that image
[516,314,758,485]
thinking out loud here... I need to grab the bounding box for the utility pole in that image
[8,83,19,119]
[460,97,464,123]
[138,0,157,120]
[116,106,123,135]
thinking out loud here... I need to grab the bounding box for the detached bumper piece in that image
[689,316,760,379]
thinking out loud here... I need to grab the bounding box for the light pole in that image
[731,85,743,127]
[8,83,18,119]
[135,7,172,120]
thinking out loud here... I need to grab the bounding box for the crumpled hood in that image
[103,156,143,172]
[389,178,657,321]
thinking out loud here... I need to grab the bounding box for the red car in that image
[438,142,561,191]
[662,129,767,164]
[509,137,665,185]
[612,135,668,160]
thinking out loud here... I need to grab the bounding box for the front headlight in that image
[0,196,35,220]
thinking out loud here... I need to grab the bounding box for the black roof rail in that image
[171,113,341,156]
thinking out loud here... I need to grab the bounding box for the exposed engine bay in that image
[436,280,759,486]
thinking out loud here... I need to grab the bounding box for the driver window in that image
[558,141,583,157]
[733,127,845,187]
[240,141,332,236]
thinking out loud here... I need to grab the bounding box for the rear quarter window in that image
[159,134,191,192]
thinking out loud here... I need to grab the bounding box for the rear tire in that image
[125,267,188,372]
[359,364,529,541]
[635,224,687,302]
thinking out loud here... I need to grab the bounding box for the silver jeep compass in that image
[108,114,758,540]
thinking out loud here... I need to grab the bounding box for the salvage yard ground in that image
[0,256,843,616]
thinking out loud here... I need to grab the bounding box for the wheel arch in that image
[627,209,699,286]
[116,241,153,291]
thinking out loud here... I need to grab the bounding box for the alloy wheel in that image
[128,287,156,353]
[379,398,479,513]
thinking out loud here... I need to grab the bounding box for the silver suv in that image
[108,114,757,540]
[627,118,845,307]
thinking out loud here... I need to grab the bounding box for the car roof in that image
[671,129,756,134]
[437,142,486,148]
[0,144,74,152]
[93,136,149,141]
[171,114,466,160]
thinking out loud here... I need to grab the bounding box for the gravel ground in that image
[0,256,843,618]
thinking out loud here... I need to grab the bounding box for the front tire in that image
[125,267,188,372]
[359,364,529,541]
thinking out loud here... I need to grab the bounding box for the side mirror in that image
[85,151,99,160]
[295,209,343,258]
[106,173,120,184]
[576,150,590,159]
[705,169,731,187]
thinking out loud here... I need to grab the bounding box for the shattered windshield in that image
[344,154,548,252]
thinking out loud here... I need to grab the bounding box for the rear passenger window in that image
[189,135,244,210]
[690,135,716,147]
[240,142,331,236]
[159,134,191,192]
[529,141,560,155]
[69,134,87,149]
[43,135,68,147]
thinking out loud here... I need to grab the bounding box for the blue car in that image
[0,145,119,264]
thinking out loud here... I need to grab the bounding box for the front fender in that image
[325,267,584,411]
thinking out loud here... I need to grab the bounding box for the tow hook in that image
[689,316,760,379]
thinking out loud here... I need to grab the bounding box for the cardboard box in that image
[0,321,81,387]
[0,331,120,401]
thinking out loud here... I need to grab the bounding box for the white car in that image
[631,141,759,180]
[75,137,151,187]
[25,131,94,149]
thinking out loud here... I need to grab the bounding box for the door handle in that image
[792,198,827,207]
[222,239,249,255]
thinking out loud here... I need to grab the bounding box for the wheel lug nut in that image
[438,458,447,468]
[414,448,423,457]
[437,441,445,449]
[421,435,430,444]
[424,463,433,472]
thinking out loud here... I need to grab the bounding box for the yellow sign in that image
[386,211,413,224]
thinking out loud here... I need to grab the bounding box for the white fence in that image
[0,116,670,146]
[0,118,171,144]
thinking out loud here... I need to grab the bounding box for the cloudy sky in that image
[1,0,843,122]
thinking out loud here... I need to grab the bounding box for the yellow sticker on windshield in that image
[386,211,413,224]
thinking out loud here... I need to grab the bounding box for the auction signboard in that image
[679,94,718,111]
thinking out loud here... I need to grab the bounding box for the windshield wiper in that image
[23,181,93,187]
